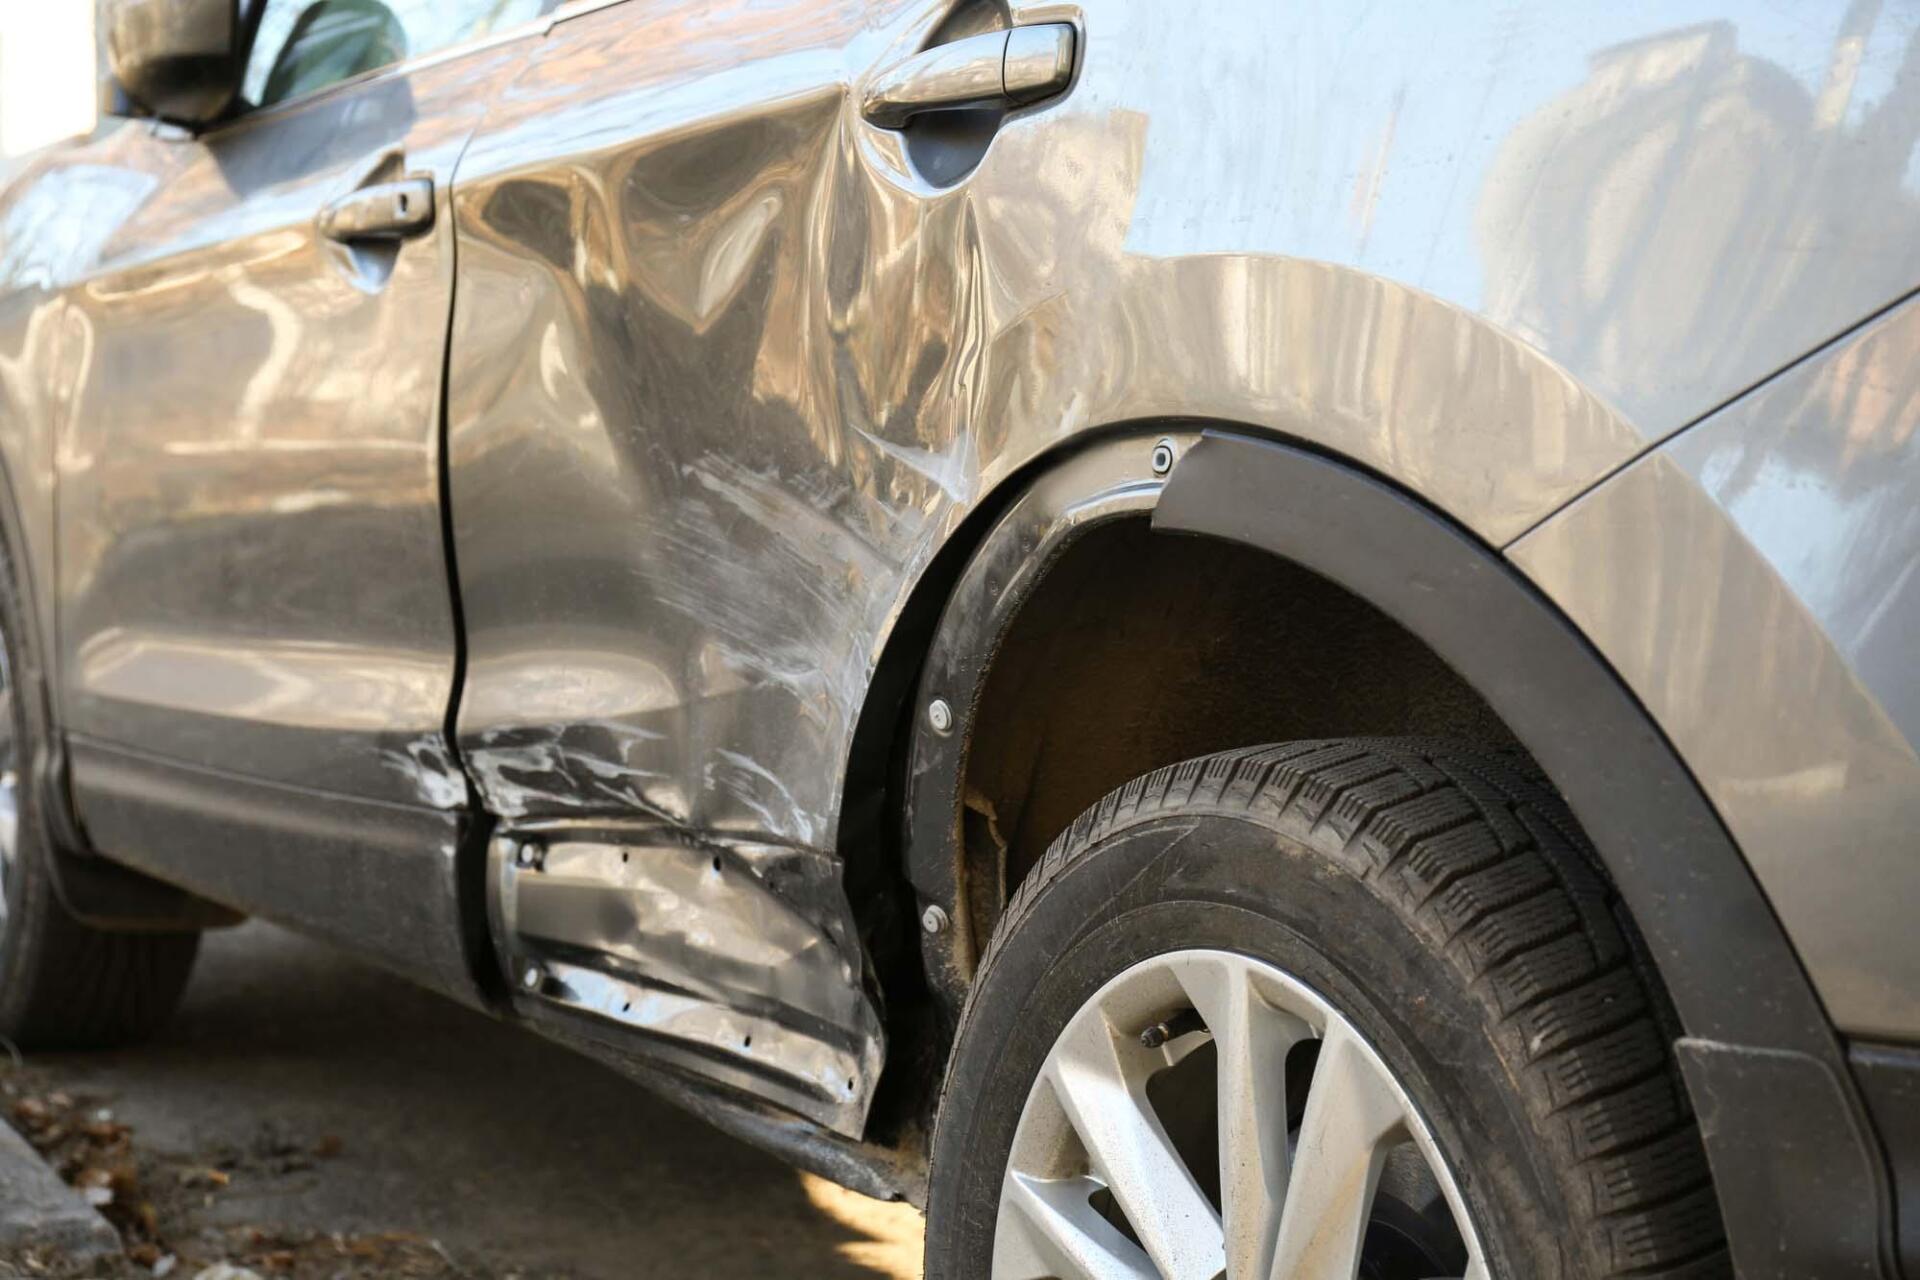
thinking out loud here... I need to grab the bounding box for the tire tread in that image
[972,737,1727,1279]
[6,891,199,1049]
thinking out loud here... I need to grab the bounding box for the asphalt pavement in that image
[9,921,922,1278]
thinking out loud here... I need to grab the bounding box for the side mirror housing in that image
[104,0,247,127]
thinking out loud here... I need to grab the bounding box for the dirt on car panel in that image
[0,1070,487,1280]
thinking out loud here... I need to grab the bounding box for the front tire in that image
[925,739,1728,1279]
[0,551,198,1049]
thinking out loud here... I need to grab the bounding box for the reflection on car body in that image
[0,2,1916,1276]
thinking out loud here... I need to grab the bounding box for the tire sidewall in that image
[0,538,56,1035]
[926,814,1576,1279]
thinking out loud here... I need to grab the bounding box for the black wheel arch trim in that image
[898,425,1897,1279]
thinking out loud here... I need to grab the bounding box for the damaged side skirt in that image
[485,821,886,1142]
[517,997,925,1205]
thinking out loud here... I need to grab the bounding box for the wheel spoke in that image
[1049,1008,1225,1280]
[995,1173,1160,1280]
[1171,954,1311,1280]
[994,951,1485,1280]
[1267,1022,1409,1280]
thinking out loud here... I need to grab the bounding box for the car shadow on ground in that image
[16,921,922,1279]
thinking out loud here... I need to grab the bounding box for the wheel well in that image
[853,430,1878,1258]
[838,436,1538,1155]
[956,516,1521,953]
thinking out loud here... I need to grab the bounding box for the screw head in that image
[921,904,950,935]
[521,965,542,990]
[927,698,954,735]
[1150,438,1175,475]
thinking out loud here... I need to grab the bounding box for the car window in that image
[242,0,563,110]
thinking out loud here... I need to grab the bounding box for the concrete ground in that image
[12,921,923,1278]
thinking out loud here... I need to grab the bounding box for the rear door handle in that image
[862,23,1076,128]
[319,176,435,243]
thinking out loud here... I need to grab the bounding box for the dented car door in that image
[445,0,982,1132]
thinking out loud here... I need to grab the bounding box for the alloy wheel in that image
[0,637,17,941]
[992,949,1487,1280]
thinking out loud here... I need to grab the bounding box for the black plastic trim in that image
[1856,1042,1920,1275]
[68,734,485,1010]
[1151,429,1892,1278]
[1678,1039,1885,1276]
[901,436,1167,1012]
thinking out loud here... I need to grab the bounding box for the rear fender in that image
[897,427,1892,1278]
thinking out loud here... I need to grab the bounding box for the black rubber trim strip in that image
[1153,428,1893,1279]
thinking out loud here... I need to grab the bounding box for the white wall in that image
[0,2,99,159]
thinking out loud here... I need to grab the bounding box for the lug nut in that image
[921,904,950,935]
[1150,438,1175,475]
[927,698,953,735]
[516,843,539,868]
[521,965,542,990]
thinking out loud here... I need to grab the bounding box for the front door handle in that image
[319,176,435,243]
[862,23,1076,128]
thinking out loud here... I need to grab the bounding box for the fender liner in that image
[902,427,1892,1278]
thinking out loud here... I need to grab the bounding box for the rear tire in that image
[0,545,198,1050]
[925,739,1729,1279]
[0,857,201,1049]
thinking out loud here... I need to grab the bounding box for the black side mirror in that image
[103,0,247,127]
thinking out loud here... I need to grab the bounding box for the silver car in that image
[0,1,1915,1276]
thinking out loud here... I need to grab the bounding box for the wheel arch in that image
[845,423,1895,1276]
